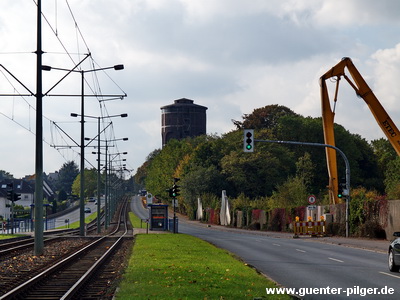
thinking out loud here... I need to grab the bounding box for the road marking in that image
[379,271,400,279]
[273,243,281,247]
[328,257,344,263]
[296,249,306,253]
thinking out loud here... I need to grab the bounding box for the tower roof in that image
[160,98,208,110]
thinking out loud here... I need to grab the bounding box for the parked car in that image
[388,232,400,272]
[84,207,91,213]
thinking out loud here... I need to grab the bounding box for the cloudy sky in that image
[1,0,400,179]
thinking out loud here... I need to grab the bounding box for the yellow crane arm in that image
[320,57,400,204]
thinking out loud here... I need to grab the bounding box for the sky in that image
[1,0,400,179]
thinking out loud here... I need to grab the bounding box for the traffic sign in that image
[147,193,153,205]
[307,205,317,210]
[308,195,317,205]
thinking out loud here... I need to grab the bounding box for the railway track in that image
[0,199,132,300]
[0,210,104,258]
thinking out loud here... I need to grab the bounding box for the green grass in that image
[129,211,144,228]
[0,234,24,240]
[56,212,98,229]
[117,233,291,299]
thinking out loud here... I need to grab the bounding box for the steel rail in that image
[0,200,128,300]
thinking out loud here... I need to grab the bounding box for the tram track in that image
[0,198,132,300]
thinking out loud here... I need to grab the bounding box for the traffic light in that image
[6,190,13,201]
[172,184,180,198]
[6,182,13,200]
[13,193,21,201]
[167,188,174,198]
[338,182,346,198]
[337,185,343,198]
[243,129,254,152]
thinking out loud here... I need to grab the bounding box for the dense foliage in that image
[136,105,391,218]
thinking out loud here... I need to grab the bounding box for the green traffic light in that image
[246,144,252,150]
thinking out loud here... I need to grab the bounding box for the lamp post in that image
[44,63,124,236]
[90,138,127,230]
[107,151,128,227]
[73,113,128,233]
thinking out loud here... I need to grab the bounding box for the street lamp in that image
[107,150,128,226]
[44,62,125,236]
[90,138,128,229]
[72,112,128,233]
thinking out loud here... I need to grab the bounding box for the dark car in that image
[388,232,400,272]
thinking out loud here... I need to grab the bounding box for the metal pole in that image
[255,139,351,237]
[79,71,85,236]
[34,0,44,255]
[97,117,101,233]
[108,156,112,226]
[11,198,14,235]
[104,143,108,230]
[173,198,177,234]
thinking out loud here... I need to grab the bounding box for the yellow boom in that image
[320,57,400,203]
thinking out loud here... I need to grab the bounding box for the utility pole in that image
[34,0,44,256]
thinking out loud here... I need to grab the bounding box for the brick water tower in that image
[161,98,207,147]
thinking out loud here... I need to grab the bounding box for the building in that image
[0,178,55,220]
[161,98,207,147]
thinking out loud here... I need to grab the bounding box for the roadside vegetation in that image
[55,212,97,229]
[0,234,24,240]
[135,104,397,236]
[128,211,144,228]
[117,233,291,299]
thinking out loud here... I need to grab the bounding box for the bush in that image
[326,222,346,236]
[359,220,386,239]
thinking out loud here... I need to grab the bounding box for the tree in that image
[295,152,314,189]
[232,105,298,131]
[221,148,295,199]
[57,161,79,194]
[71,168,98,198]
[268,176,308,209]
[0,170,14,180]
[384,157,400,199]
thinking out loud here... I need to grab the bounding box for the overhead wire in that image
[1,0,127,174]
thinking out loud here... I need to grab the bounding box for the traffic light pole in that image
[254,138,351,238]
[173,197,177,234]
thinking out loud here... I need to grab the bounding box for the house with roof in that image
[0,178,55,220]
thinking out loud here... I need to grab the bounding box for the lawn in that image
[0,234,24,240]
[117,227,291,299]
[128,211,144,228]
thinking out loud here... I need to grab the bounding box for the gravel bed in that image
[0,238,89,294]
[0,236,134,299]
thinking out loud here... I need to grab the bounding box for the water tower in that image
[161,98,207,147]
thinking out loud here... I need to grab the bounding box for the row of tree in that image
[135,105,400,218]
[2,160,135,213]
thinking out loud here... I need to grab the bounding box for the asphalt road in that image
[131,197,400,299]
[49,200,102,228]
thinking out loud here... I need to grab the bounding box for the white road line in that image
[296,249,306,253]
[379,271,400,279]
[328,257,344,263]
[273,243,281,246]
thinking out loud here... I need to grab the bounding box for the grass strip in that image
[129,211,144,228]
[117,233,291,299]
[0,234,24,240]
[56,212,97,229]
